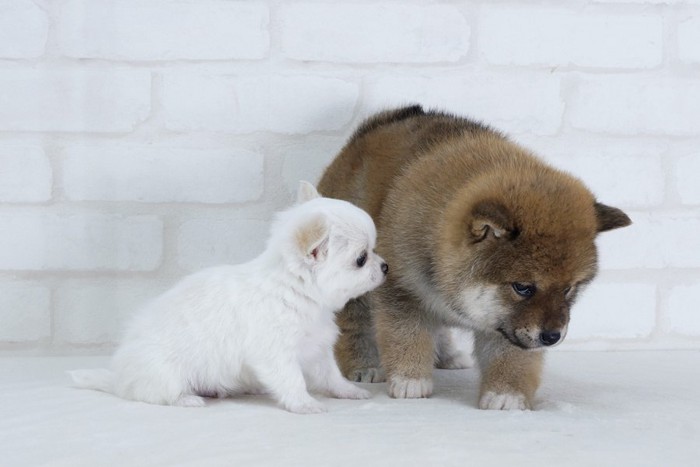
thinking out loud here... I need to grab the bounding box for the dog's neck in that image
[254,247,333,310]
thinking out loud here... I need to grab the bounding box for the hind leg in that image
[112,357,206,407]
[435,327,474,370]
[334,296,385,383]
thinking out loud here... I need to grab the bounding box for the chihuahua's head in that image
[272,181,388,310]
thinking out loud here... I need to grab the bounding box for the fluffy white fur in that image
[70,182,387,414]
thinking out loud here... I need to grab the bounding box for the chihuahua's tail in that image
[69,369,114,393]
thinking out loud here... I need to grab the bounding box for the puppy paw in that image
[174,395,206,408]
[350,367,386,383]
[284,398,327,414]
[436,351,474,370]
[388,377,433,399]
[329,384,371,400]
[479,391,530,410]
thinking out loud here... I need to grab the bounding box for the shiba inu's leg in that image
[473,330,543,410]
[374,285,435,398]
[334,296,385,383]
[434,327,474,370]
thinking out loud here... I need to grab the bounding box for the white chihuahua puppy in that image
[71,182,388,414]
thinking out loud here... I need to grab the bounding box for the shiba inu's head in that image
[271,181,388,311]
[437,161,631,350]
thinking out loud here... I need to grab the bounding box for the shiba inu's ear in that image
[594,202,632,232]
[295,214,329,264]
[470,201,517,242]
[297,181,321,204]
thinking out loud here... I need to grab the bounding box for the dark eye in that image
[512,283,536,298]
[356,252,367,267]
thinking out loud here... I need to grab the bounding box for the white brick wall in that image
[57,0,269,61]
[0,282,51,342]
[62,145,264,203]
[0,70,151,132]
[279,4,470,63]
[479,6,663,68]
[0,1,698,352]
[0,146,52,202]
[162,74,358,133]
[0,211,162,271]
[569,76,700,135]
[666,283,700,337]
[0,1,48,58]
[678,16,700,64]
[54,280,170,345]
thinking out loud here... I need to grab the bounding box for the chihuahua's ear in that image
[295,214,329,264]
[469,200,517,243]
[297,181,321,204]
[594,202,632,233]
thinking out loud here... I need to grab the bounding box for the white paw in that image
[388,377,433,399]
[174,395,206,408]
[479,391,530,410]
[437,351,474,369]
[329,384,372,400]
[284,398,327,414]
[350,367,386,383]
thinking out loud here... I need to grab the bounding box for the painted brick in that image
[666,283,700,337]
[62,145,263,203]
[280,138,342,198]
[364,73,563,135]
[0,70,151,132]
[54,280,169,345]
[57,0,268,60]
[597,212,700,270]
[0,211,162,271]
[594,0,700,3]
[177,217,269,271]
[0,1,48,58]
[569,76,700,136]
[162,74,358,133]
[678,16,700,64]
[0,282,51,342]
[567,282,656,340]
[280,3,469,63]
[479,6,662,68]
[0,146,52,202]
[676,153,700,205]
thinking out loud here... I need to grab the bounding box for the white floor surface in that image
[1,351,698,467]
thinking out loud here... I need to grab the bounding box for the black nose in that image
[539,331,561,346]
[381,263,389,275]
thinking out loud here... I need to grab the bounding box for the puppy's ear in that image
[469,200,517,242]
[594,202,631,233]
[297,181,321,204]
[295,214,329,264]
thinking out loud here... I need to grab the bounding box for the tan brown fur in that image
[318,106,630,409]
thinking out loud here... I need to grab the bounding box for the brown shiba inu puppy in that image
[318,105,631,410]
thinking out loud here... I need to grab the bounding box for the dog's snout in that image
[381,262,389,275]
[539,331,561,346]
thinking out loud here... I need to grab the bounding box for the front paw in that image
[284,397,327,414]
[388,376,433,398]
[479,391,530,410]
[329,384,371,400]
[349,367,386,383]
[436,350,474,370]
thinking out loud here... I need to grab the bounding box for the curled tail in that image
[69,369,114,393]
